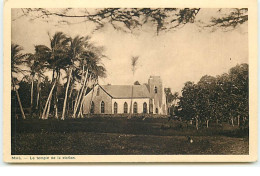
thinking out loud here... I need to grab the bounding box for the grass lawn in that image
[11,117,249,155]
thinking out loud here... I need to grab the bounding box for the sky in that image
[11,8,248,93]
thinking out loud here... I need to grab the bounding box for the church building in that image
[82,76,167,115]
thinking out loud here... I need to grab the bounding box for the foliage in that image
[18,8,248,34]
[11,31,107,119]
[134,81,140,85]
[177,63,249,126]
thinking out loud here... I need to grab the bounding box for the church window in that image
[133,102,138,113]
[101,101,105,113]
[154,86,158,93]
[114,102,118,114]
[90,101,94,114]
[143,102,147,113]
[156,108,158,114]
[97,87,100,96]
[124,102,128,113]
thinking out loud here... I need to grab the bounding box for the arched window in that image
[155,108,158,114]
[114,102,118,114]
[124,102,128,113]
[97,87,100,96]
[133,102,138,114]
[101,101,105,113]
[154,86,158,93]
[143,102,147,113]
[90,101,95,114]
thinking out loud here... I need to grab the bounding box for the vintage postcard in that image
[3,0,258,163]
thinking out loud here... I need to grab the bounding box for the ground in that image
[11,117,249,155]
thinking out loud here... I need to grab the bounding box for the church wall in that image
[112,98,150,114]
[82,85,112,114]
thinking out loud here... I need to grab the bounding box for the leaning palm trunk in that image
[73,66,85,114]
[41,79,57,119]
[30,75,34,117]
[45,98,51,119]
[36,76,41,109]
[73,87,81,115]
[87,81,97,118]
[12,77,26,119]
[61,69,72,120]
[73,69,89,118]
[206,119,209,128]
[78,80,92,118]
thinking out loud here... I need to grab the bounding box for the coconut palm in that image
[11,43,30,119]
[41,32,71,119]
[27,45,48,117]
[80,61,107,118]
[73,49,107,118]
[72,50,97,118]
[61,36,89,120]
[128,56,139,119]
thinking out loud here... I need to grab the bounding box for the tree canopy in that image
[17,8,248,34]
[177,63,248,126]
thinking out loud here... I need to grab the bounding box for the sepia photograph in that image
[3,0,258,162]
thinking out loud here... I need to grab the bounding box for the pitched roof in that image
[100,85,150,98]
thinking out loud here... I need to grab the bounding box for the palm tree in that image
[61,36,89,120]
[27,46,47,117]
[172,92,179,106]
[81,63,106,118]
[128,56,139,119]
[11,43,30,119]
[74,49,107,118]
[41,32,71,119]
[72,50,96,118]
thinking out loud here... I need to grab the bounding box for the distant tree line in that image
[174,63,248,129]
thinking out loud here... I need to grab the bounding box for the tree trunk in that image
[30,75,34,118]
[237,115,240,126]
[78,81,90,118]
[88,82,96,118]
[67,80,74,117]
[62,69,72,120]
[36,76,41,109]
[54,73,58,119]
[54,72,60,119]
[206,119,209,128]
[231,117,234,127]
[12,77,26,119]
[73,69,89,118]
[41,79,57,119]
[73,88,81,115]
[128,85,134,119]
[38,87,42,118]
[195,117,199,130]
[77,77,91,118]
[46,97,51,119]
[73,66,85,114]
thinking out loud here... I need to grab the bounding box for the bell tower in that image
[148,76,166,114]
